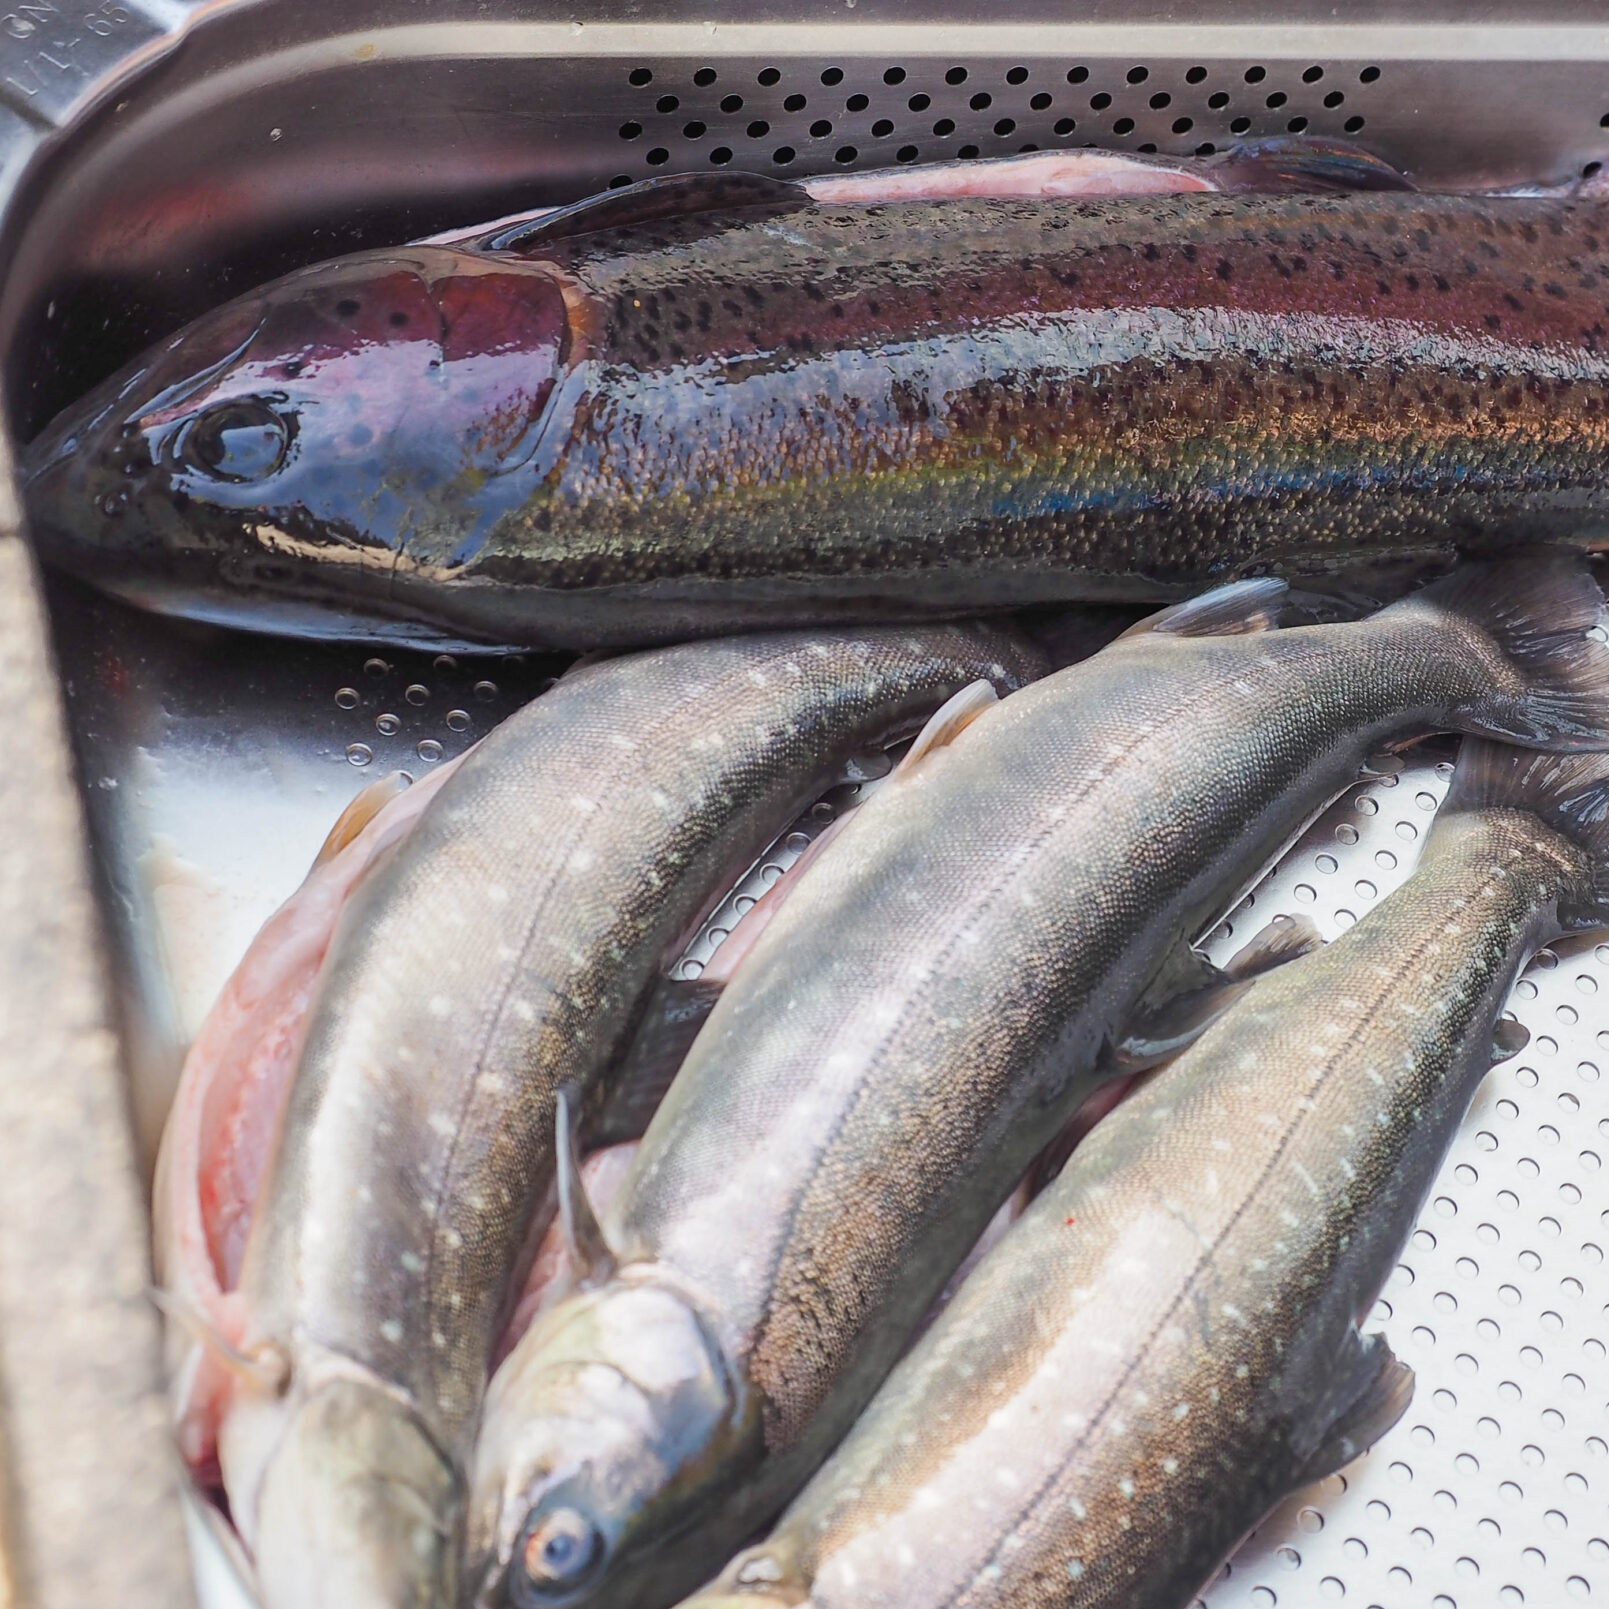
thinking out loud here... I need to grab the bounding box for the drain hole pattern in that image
[604,60,1393,186]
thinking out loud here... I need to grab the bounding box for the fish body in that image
[24,171,1609,650]
[218,622,1043,1609]
[467,557,1609,1609]
[690,739,1609,1609]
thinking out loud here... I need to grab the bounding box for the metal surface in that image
[4,5,1609,1607]
[0,453,195,1609]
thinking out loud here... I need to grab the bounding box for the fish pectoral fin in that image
[147,1286,290,1395]
[1119,577,1289,640]
[310,771,411,870]
[1214,135,1415,194]
[592,977,725,1145]
[481,172,813,252]
[1293,1329,1415,1487]
[1115,917,1320,1071]
[895,680,1000,775]
[555,1087,620,1286]
[1221,914,1324,982]
[1491,1014,1532,1065]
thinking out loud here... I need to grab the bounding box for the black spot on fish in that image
[1376,279,1392,296]
[389,311,409,328]
[1504,292,1523,312]
[1143,243,1160,261]
[337,299,360,317]
[1546,282,1567,298]
[1521,221,1540,244]
[1181,244,1198,262]
[1434,274,1451,293]
[1485,312,1501,329]
[744,286,764,307]
[1405,273,1419,291]
[349,424,373,447]
[1216,258,1233,280]
[1478,240,1500,260]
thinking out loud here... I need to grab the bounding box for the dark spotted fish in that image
[213,622,1043,1609]
[35,145,1609,652]
[465,555,1609,1609]
[686,735,1609,1609]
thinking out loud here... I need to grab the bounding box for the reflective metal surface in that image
[8,6,1609,1607]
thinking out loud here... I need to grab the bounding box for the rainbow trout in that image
[25,146,1609,652]
[215,622,1043,1609]
[465,555,1609,1609]
[686,736,1609,1609]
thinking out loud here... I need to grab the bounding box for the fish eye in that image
[510,1505,605,1605]
[177,398,291,483]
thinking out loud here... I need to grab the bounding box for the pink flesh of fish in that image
[154,755,468,1475]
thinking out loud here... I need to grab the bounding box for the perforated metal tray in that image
[10,9,1609,1609]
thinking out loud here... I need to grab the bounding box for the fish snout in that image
[250,1376,462,1609]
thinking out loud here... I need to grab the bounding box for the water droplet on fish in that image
[335,687,359,710]
[417,739,443,763]
[446,709,470,732]
[376,712,401,735]
[364,657,389,679]
[346,743,373,767]
[405,683,429,705]
[474,680,499,702]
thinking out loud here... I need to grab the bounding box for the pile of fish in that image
[24,138,1609,1609]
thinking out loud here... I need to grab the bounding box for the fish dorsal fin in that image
[311,771,411,871]
[895,680,999,777]
[1491,1015,1532,1065]
[1120,577,1290,640]
[1292,1329,1415,1487]
[480,172,812,254]
[555,1088,618,1286]
[148,1287,290,1395]
[1213,135,1415,194]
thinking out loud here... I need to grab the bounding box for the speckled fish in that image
[685,734,1609,1609]
[50,142,1609,654]
[212,621,1043,1609]
[465,555,1609,1609]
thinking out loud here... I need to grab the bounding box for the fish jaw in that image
[469,1276,752,1609]
[223,1371,461,1609]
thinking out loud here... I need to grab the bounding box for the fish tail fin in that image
[1394,551,1609,750]
[1442,738,1609,922]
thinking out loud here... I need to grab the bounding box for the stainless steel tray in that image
[7,7,1609,1608]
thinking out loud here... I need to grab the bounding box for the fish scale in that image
[215,620,1042,1609]
[26,183,1609,649]
[468,555,1609,1609]
[697,792,1599,1609]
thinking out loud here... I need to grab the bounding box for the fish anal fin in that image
[1293,1330,1415,1487]
[311,771,411,870]
[1120,578,1290,640]
[1491,1014,1531,1065]
[895,680,999,776]
[555,1088,619,1286]
[1115,917,1320,1072]
[593,978,724,1146]
[482,173,811,253]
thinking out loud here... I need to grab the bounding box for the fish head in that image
[21,245,575,643]
[235,1374,463,1609]
[468,1277,754,1609]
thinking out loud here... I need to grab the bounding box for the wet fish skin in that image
[24,178,1609,650]
[689,747,1609,1609]
[217,621,1044,1609]
[468,556,1609,1609]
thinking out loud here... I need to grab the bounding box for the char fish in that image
[685,734,1609,1609]
[214,622,1043,1609]
[466,555,1609,1609]
[42,148,1609,652]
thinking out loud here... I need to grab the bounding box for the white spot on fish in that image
[428,995,452,1019]
[380,1320,403,1344]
